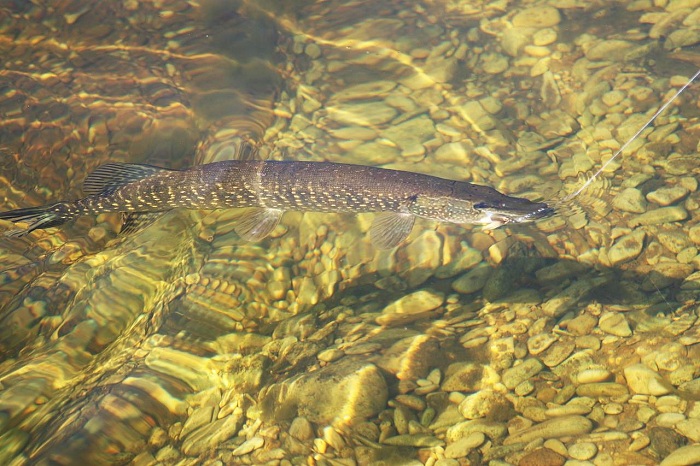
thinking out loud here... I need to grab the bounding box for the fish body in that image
[0,160,551,247]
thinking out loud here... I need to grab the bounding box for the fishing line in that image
[515,67,700,224]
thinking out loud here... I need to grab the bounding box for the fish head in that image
[446,183,553,228]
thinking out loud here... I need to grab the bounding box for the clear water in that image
[0,0,699,464]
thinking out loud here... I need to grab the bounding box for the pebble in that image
[451,264,493,294]
[676,419,700,442]
[382,434,444,447]
[585,39,634,61]
[658,231,692,254]
[646,186,690,206]
[444,432,485,459]
[502,359,544,389]
[629,206,688,227]
[289,417,314,440]
[659,445,700,466]
[445,420,507,443]
[231,436,264,456]
[567,314,598,336]
[568,442,598,460]
[376,289,444,326]
[442,362,500,392]
[459,389,510,420]
[261,359,388,424]
[533,28,558,46]
[624,364,672,396]
[504,415,593,444]
[326,101,397,127]
[512,6,561,28]
[666,28,700,49]
[527,333,557,355]
[598,312,632,337]
[612,188,647,213]
[541,341,575,367]
[575,368,612,384]
[576,382,628,397]
[518,447,566,466]
[608,230,646,266]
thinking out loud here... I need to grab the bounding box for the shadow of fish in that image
[0,160,551,248]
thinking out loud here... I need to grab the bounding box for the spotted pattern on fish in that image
[0,160,552,246]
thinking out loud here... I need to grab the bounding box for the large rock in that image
[259,359,388,424]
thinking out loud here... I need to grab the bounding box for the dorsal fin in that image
[83,163,174,195]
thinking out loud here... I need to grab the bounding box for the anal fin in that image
[234,208,283,241]
[370,212,416,249]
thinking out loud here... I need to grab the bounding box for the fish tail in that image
[0,203,71,237]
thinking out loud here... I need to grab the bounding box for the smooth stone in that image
[656,413,687,427]
[666,28,700,49]
[380,115,436,151]
[326,101,397,126]
[613,188,647,213]
[599,312,632,337]
[503,415,593,444]
[289,417,314,440]
[444,432,485,459]
[382,434,444,447]
[567,314,598,336]
[658,231,692,254]
[441,362,500,392]
[676,419,700,442]
[434,245,482,279]
[575,368,612,384]
[629,206,688,227]
[541,340,575,367]
[181,413,243,456]
[445,419,508,442]
[502,359,544,389]
[607,230,646,266]
[518,448,566,466]
[451,264,493,294]
[585,39,634,61]
[659,445,700,466]
[501,28,530,57]
[434,142,469,164]
[533,28,558,46]
[651,426,688,459]
[327,126,377,141]
[643,262,694,290]
[481,53,509,74]
[527,334,557,355]
[512,6,561,27]
[568,442,598,460]
[624,364,672,396]
[330,81,397,101]
[576,382,629,397]
[260,359,388,424]
[231,436,264,456]
[377,289,445,326]
[647,186,690,206]
[458,389,513,420]
[376,335,439,381]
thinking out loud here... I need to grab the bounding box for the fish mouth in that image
[476,201,554,228]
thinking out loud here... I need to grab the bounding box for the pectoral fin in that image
[370,212,415,249]
[235,208,283,241]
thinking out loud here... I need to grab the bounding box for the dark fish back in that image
[257,161,453,213]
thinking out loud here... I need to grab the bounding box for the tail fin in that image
[0,204,67,237]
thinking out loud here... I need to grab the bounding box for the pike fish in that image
[0,160,551,248]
